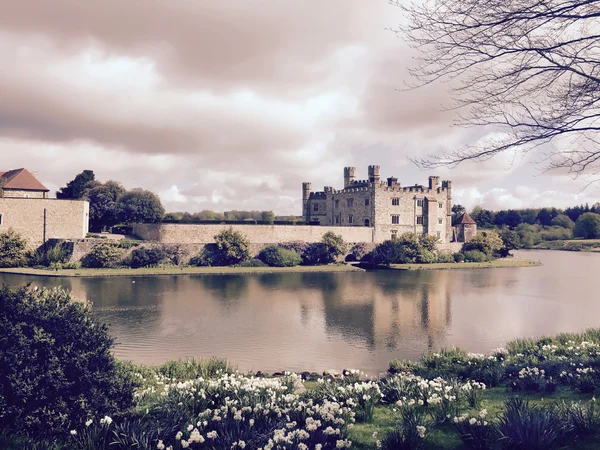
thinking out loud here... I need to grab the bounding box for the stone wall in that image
[133,223,374,245]
[0,198,89,247]
[2,189,47,199]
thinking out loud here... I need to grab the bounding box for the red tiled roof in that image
[0,168,49,192]
[458,212,477,225]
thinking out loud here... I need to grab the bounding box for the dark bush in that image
[81,242,124,268]
[463,250,488,262]
[0,286,136,435]
[369,240,413,266]
[189,245,217,267]
[29,241,73,267]
[258,246,302,267]
[237,258,269,267]
[350,242,369,261]
[453,252,465,262]
[129,247,167,268]
[302,242,332,265]
[0,229,28,268]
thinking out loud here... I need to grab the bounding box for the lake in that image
[1,250,597,375]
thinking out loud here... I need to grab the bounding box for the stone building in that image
[303,165,474,244]
[0,168,50,198]
[0,168,89,247]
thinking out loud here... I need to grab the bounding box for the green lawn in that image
[0,264,364,278]
[389,259,542,271]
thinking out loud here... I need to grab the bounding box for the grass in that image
[533,239,600,252]
[349,387,600,449]
[0,263,364,277]
[389,258,542,271]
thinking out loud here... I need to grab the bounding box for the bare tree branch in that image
[393,0,600,177]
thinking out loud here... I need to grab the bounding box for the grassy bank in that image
[389,258,542,271]
[0,263,364,277]
[533,239,600,252]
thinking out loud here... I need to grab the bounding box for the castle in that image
[302,165,475,244]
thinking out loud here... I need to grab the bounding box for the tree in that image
[86,181,126,231]
[398,0,600,177]
[321,231,347,262]
[536,209,554,227]
[471,206,496,228]
[464,231,504,257]
[0,229,28,268]
[574,212,600,239]
[499,229,522,257]
[115,188,164,224]
[451,204,466,225]
[56,170,96,199]
[261,211,275,224]
[551,214,576,230]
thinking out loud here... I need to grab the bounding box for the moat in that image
[0,249,597,374]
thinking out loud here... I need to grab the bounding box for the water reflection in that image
[1,250,599,374]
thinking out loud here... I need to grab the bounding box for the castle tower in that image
[429,176,440,190]
[368,165,380,184]
[302,182,312,220]
[343,167,356,188]
[442,180,453,240]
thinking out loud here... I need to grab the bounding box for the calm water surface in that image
[1,250,597,374]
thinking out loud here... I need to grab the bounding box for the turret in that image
[387,176,399,187]
[343,167,356,188]
[302,182,312,220]
[368,165,380,183]
[429,176,440,190]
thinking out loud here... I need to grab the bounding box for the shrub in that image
[369,240,413,266]
[0,229,28,268]
[497,397,569,450]
[257,246,301,267]
[558,399,600,435]
[437,253,455,263]
[301,242,331,265]
[381,410,427,450]
[551,214,575,230]
[212,227,250,265]
[463,250,488,262]
[29,241,72,267]
[464,231,503,257]
[416,249,436,264]
[0,286,136,435]
[350,242,369,261]
[237,258,268,268]
[129,247,167,268]
[541,226,572,241]
[189,245,217,267]
[279,240,309,255]
[453,252,465,262]
[80,242,124,268]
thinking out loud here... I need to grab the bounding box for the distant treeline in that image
[163,210,302,224]
[459,203,600,229]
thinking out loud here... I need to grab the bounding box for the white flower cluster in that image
[453,409,489,426]
[518,367,545,379]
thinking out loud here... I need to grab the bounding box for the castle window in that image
[391,230,398,240]
[437,231,441,238]
[391,215,399,224]
[347,198,354,208]
[335,215,340,224]
[392,198,400,206]
[313,203,319,212]
[348,215,353,224]
[365,198,369,206]
[417,199,423,207]
[364,219,370,226]
[417,216,424,225]
[335,200,339,209]
[0,213,3,225]
[438,218,443,224]
[439,202,443,208]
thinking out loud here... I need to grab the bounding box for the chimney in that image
[31,170,38,179]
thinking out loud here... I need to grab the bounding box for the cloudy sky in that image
[1,1,598,214]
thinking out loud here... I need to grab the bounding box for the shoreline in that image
[0,258,543,277]
[0,264,365,278]
[388,258,542,271]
